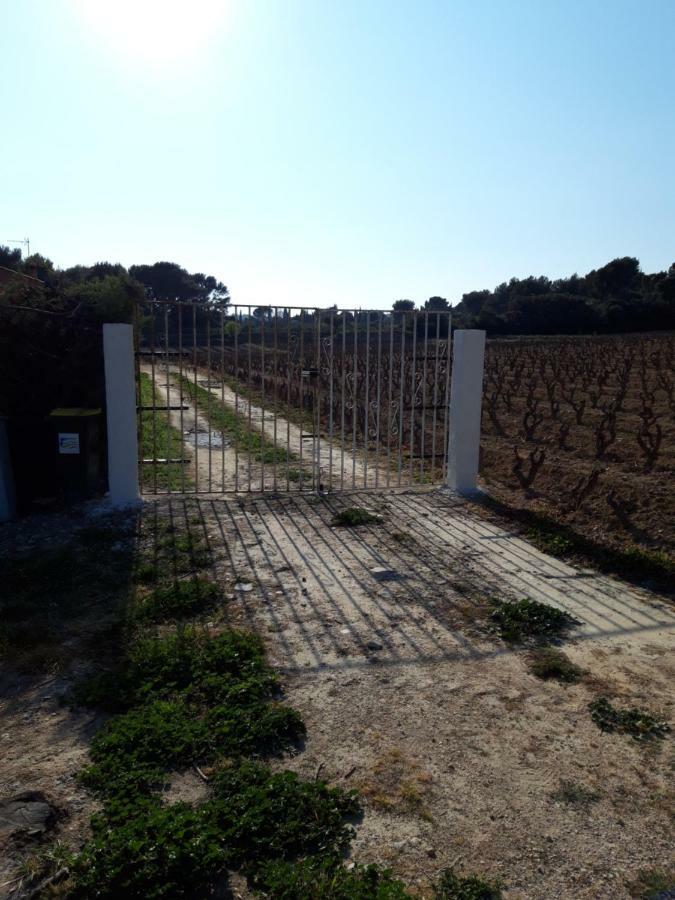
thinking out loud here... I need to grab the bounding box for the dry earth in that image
[1,364,674,898]
[1,492,673,898]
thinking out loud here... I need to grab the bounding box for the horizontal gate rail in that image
[135,302,452,495]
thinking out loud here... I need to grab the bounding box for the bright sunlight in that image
[72,0,231,70]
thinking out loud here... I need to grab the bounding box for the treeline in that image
[452,257,675,334]
[0,248,229,322]
[394,257,675,334]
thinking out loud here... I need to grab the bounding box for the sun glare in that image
[73,0,230,70]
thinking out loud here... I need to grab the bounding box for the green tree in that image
[424,296,449,310]
[393,299,415,311]
[129,261,229,305]
[0,245,22,270]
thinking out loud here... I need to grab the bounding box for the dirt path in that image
[186,489,674,900]
[167,363,393,490]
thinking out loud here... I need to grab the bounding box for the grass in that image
[138,373,192,492]
[8,506,510,899]
[589,697,671,741]
[134,577,223,622]
[551,780,600,808]
[358,748,433,819]
[133,518,211,585]
[627,867,675,899]
[490,598,578,643]
[251,858,411,898]
[177,374,293,466]
[0,527,134,673]
[331,507,383,527]
[528,647,584,682]
[433,868,502,899]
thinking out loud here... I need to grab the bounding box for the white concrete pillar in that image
[446,329,486,493]
[103,324,139,506]
[0,417,16,522]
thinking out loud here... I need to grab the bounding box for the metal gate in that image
[135,302,452,494]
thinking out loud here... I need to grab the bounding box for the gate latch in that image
[301,368,319,379]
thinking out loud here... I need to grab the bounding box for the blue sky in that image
[2,0,674,308]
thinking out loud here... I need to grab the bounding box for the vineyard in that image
[139,305,674,564]
[480,333,675,563]
[143,307,453,488]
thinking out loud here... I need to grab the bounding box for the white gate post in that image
[446,329,486,494]
[103,324,139,506]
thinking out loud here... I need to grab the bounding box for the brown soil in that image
[480,334,675,560]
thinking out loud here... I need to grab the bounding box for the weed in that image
[626,867,675,899]
[332,507,382,527]
[74,628,281,712]
[589,697,670,741]
[72,762,361,900]
[434,867,502,899]
[81,699,211,799]
[72,801,225,899]
[551,780,600,807]
[251,857,411,898]
[358,748,433,818]
[0,541,133,673]
[490,598,577,642]
[75,628,305,804]
[135,577,222,622]
[528,647,584,682]
[208,761,360,868]
[138,373,193,492]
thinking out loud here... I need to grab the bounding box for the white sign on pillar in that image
[103,323,140,506]
[446,329,486,494]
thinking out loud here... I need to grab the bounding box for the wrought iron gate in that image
[135,302,452,494]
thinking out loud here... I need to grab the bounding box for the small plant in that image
[589,697,670,741]
[331,507,382,527]
[434,867,502,899]
[528,647,584,682]
[490,598,577,642]
[251,857,411,898]
[551,780,600,808]
[135,577,222,622]
[208,762,360,868]
[626,866,675,899]
[72,801,225,899]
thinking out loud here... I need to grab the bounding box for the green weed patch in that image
[138,373,192,492]
[490,598,577,643]
[589,697,670,741]
[135,577,222,622]
[331,507,382,527]
[434,868,503,899]
[251,857,410,898]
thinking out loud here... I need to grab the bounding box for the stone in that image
[234,583,253,593]
[0,792,56,843]
[366,640,383,652]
